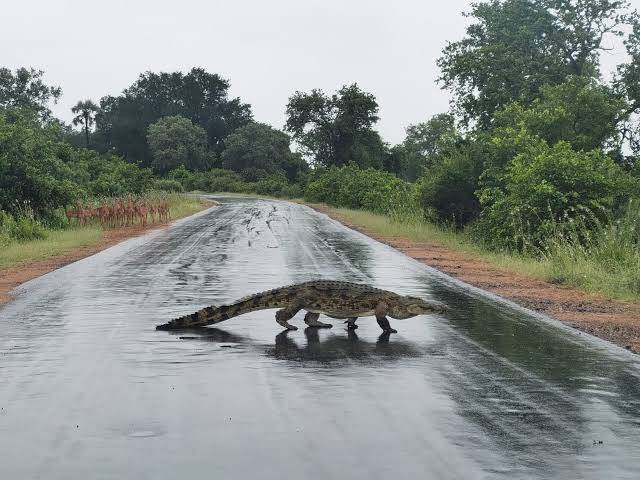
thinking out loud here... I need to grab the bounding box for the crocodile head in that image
[388,296,448,319]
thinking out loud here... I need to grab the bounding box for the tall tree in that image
[0,67,61,121]
[147,115,209,173]
[95,68,252,165]
[285,84,386,168]
[438,0,634,127]
[221,122,308,181]
[71,100,98,147]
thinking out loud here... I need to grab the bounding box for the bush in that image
[473,142,636,253]
[252,174,291,197]
[0,210,47,243]
[154,179,184,192]
[418,148,482,227]
[304,165,419,216]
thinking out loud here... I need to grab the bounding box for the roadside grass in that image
[321,206,640,303]
[166,193,212,219]
[0,227,102,268]
[0,194,209,270]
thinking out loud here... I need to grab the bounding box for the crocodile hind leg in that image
[303,312,332,328]
[275,306,301,331]
[344,317,358,330]
[375,302,397,333]
[376,316,397,334]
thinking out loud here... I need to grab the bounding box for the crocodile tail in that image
[156,289,293,330]
[156,305,224,330]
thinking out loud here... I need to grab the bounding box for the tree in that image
[615,19,640,160]
[393,113,460,181]
[493,77,626,153]
[438,0,634,126]
[221,122,308,181]
[95,68,252,165]
[71,100,98,148]
[285,84,385,168]
[147,115,209,173]
[0,67,61,121]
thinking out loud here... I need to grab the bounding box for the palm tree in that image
[72,100,98,148]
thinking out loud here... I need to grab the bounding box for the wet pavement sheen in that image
[1,197,639,479]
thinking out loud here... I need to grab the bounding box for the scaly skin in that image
[156,280,448,333]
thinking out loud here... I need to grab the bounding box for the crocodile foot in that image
[276,320,298,331]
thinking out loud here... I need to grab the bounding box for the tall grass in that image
[543,200,640,301]
[323,201,640,303]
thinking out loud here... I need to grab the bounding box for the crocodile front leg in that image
[375,302,397,334]
[344,317,358,330]
[275,305,301,331]
[303,312,333,328]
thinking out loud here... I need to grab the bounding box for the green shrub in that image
[252,174,290,197]
[418,149,482,227]
[473,142,635,253]
[279,183,303,199]
[0,210,47,242]
[41,208,70,230]
[154,179,184,192]
[167,168,249,193]
[304,165,419,216]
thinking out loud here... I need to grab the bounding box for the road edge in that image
[304,202,640,355]
[0,200,217,306]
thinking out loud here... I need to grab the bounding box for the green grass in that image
[0,194,209,270]
[323,206,640,303]
[166,193,211,219]
[0,227,102,268]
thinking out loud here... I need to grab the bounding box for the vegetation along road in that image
[1,197,639,479]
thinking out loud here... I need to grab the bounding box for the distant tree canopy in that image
[72,100,98,148]
[391,114,460,181]
[285,84,387,169]
[0,67,61,121]
[221,122,308,181]
[438,0,634,126]
[147,115,209,173]
[95,68,252,165]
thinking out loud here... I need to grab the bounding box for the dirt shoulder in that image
[308,203,640,354]
[0,201,215,306]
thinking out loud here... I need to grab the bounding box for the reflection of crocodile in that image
[156,280,448,333]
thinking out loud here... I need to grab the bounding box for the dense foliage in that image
[304,165,419,216]
[474,142,636,251]
[95,68,252,165]
[0,111,154,228]
[437,0,632,126]
[147,115,210,173]
[0,67,61,121]
[221,122,308,181]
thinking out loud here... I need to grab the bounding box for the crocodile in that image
[156,280,448,333]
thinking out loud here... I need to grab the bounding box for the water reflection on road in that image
[1,197,639,479]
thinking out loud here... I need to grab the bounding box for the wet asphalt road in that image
[1,197,640,479]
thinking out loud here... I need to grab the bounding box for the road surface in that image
[1,197,639,479]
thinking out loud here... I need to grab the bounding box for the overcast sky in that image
[3,0,639,144]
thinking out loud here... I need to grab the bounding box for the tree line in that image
[3,0,640,255]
